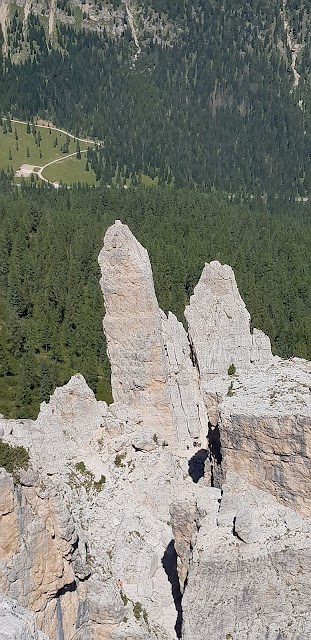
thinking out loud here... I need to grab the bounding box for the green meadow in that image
[42,152,97,185]
[0,119,96,184]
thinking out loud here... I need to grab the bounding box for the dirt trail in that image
[37,149,87,185]
[10,118,100,146]
[0,0,9,55]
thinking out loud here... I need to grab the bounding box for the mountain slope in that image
[0,0,311,195]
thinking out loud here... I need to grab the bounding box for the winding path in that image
[7,117,100,186]
[10,118,101,146]
[37,149,88,185]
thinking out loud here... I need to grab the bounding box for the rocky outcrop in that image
[0,467,89,640]
[217,357,311,517]
[182,473,311,640]
[161,311,208,447]
[1,222,311,640]
[98,220,177,445]
[0,592,50,640]
[99,221,208,448]
[3,374,107,474]
[185,260,273,379]
[169,501,197,593]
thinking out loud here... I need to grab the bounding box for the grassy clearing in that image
[141,174,159,186]
[0,120,96,184]
[74,7,83,30]
[42,152,97,185]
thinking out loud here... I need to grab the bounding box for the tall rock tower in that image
[98,220,177,444]
[185,260,273,380]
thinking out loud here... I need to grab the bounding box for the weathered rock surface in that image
[0,466,89,640]
[0,592,50,640]
[0,375,203,640]
[182,473,311,640]
[98,221,177,445]
[161,311,208,447]
[3,374,107,474]
[99,221,209,448]
[206,357,311,516]
[185,260,273,379]
[169,501,197,593]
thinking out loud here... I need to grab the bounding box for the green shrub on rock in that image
[133,601,142,620]
[0,440,29,475]
[228,363,236,375]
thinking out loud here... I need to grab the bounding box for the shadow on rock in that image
[162,539,182,638]
[188,449,208,483]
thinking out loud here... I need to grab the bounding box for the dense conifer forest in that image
[1,182,311,418]
[1,0,311,195]
[0,1,311,417]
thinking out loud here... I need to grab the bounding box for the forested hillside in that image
[1,183,311,418]
[1,0,311,194]
[1,1,311,417]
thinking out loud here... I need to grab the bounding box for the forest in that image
[0,1,311,418]
[1,0,311,195]
[1,182,311,419]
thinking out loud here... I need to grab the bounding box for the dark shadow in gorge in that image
[162,539,182,638]
[188,448,208,483]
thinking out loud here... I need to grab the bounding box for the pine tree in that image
[76,140,81,159]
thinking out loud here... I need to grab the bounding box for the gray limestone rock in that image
[98,220,177,445]
[182,473,311,640]
[3,374,106,474]
[1,224,311,640]
[218,357,311,516]
[169,501,197,592]
[0,592,50,640]
[185,260,273,378]
[161,311,209,447]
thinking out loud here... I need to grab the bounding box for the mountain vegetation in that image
[0,1,311,417]
[1,0,311,195]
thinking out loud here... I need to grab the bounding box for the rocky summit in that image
[1,221,311,639]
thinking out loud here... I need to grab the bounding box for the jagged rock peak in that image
[185,260,273,378]
[98,220,177,444]
[3,374,107,474]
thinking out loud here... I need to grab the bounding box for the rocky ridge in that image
[0,220,311,639]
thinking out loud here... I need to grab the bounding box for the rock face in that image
[182,473,311,640]
[3,374,107,475]
[161,311,208,446]
[185,260,273,378]
[218,357,311,517]
[169,501,197,593]
[0,592,50,640]
[1,222,311,640]
[0,467,89,640]
[98,221,207,448]
[98,220,177,444]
